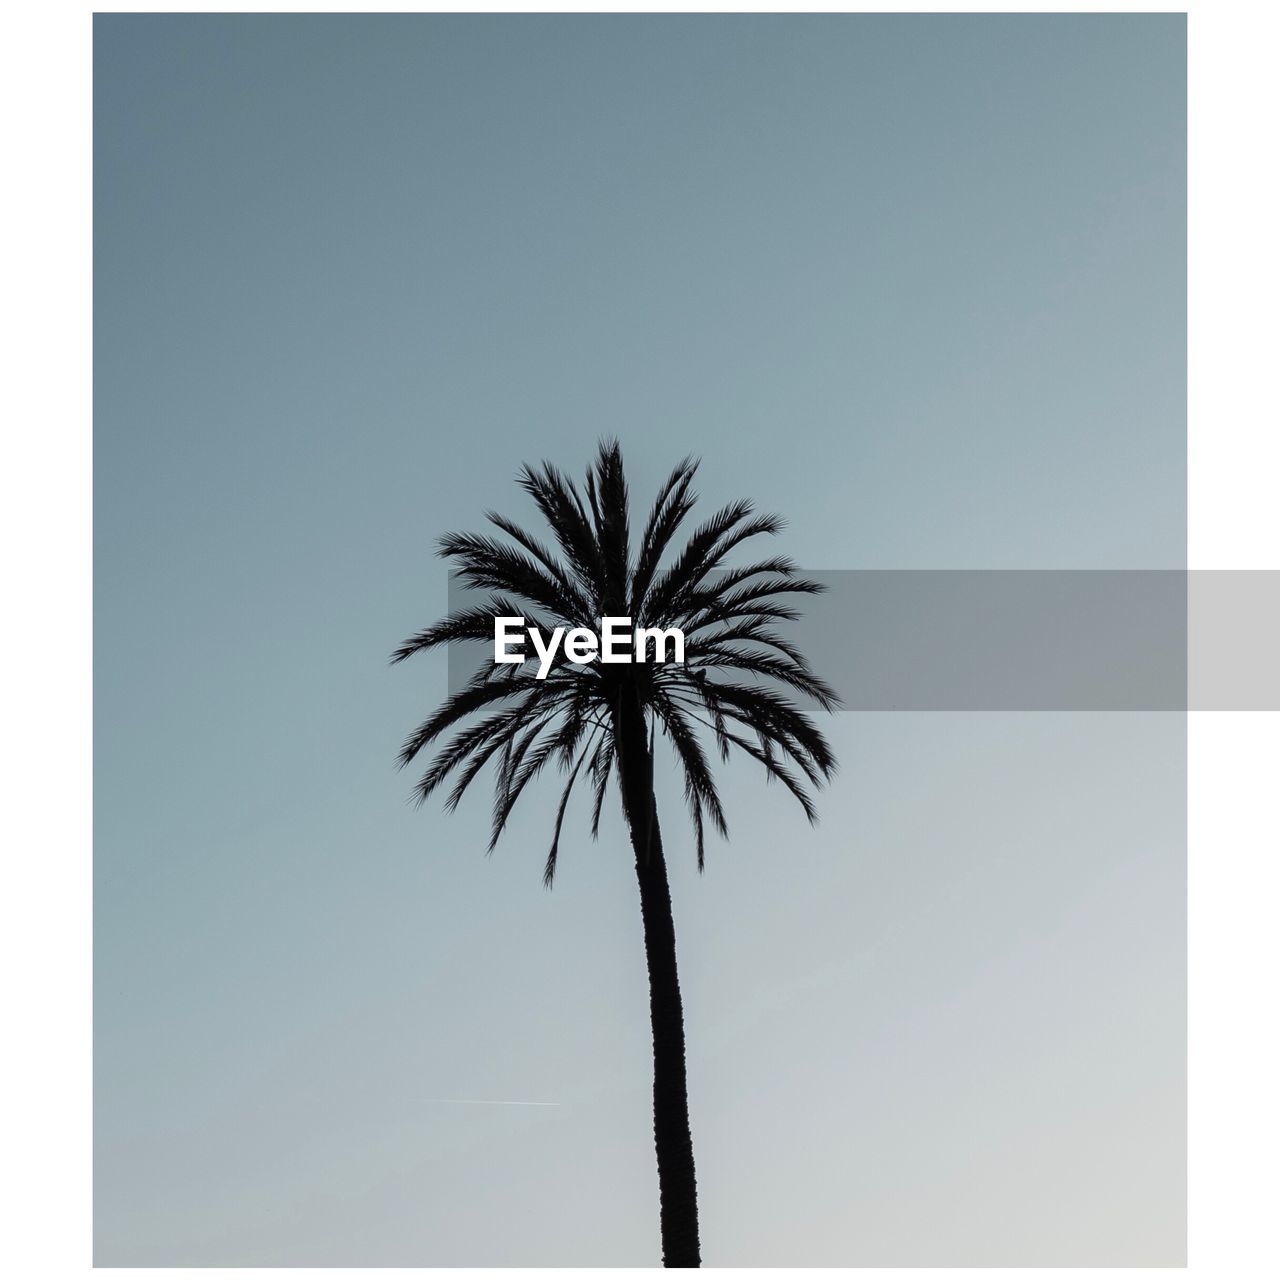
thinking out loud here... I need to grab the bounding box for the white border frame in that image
[4,2,1277,1276]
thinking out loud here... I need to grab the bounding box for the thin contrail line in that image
[430,1098,562,1107]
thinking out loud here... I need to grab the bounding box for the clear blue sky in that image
[95,14,1185,1264]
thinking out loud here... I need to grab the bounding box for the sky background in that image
[94,15,1186,1265]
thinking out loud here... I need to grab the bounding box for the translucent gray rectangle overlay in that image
[444,570,1279,710]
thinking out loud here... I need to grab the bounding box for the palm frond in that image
[589,736,615,838]
[517,461,604,595]
[586,439,631,609]
[630,456,699,613]
[652,695,728,843]
[390,595,540,665]
[543,736,597,888]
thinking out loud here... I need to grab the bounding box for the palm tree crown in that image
[391,441,839,882]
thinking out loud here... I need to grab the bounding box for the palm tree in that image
[391,442,838,1267]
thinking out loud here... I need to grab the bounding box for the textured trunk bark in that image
[613,687,702,1268]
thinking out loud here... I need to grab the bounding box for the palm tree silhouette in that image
[392,442,838,1267]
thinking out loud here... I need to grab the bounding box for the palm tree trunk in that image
[613,687,702,1268]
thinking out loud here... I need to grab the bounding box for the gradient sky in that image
[94,15,1186,1265]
